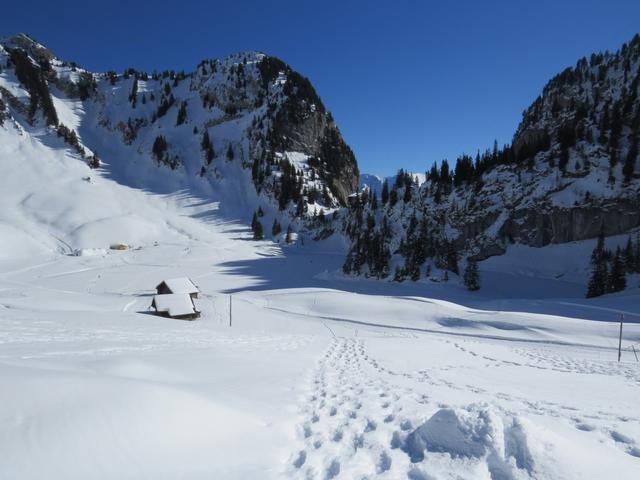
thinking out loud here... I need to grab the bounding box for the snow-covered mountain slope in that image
[0,33,358,258]
[0,113,230,259]
[341,34,640,291]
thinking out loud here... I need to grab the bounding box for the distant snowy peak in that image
[359,173,384,194]
[359,172,426,196]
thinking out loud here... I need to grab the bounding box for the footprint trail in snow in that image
[286,338,404,478]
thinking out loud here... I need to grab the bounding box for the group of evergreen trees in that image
[152,135,168,160]
[176,101,188,126]
[463,259,480,291]
[0,97,6,126]
[275,160,304,210]
[342,207,391,279]
[526,36,640,180]
[250,152,333,217]
[56,124,85,156]
[7,47,58,126]
[342,189,473,285]
[153,88,175,122]
[151,135,177,169]
[201,130,215,164]
[251,209,264,240]
[128,78,138,108]
[76,72,97,101]
[271,219,281,236]
[586,232,640,298]
[251,208,294,243]
[55,122,100,168]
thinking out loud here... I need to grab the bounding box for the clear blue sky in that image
[2,1,640,176]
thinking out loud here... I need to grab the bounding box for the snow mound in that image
[73,248,107,257]
[403,405,534,479]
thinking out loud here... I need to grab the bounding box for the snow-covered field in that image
[2,190,640,479]
[2,235,639,479]
[1,93,639,479]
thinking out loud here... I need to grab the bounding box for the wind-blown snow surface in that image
[1,118,640,479]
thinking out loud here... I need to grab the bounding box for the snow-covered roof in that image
[156,277,199,294]
[152,294,197,317]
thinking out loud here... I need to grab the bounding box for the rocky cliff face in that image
[0,34,358,227]
[341,34,640,279]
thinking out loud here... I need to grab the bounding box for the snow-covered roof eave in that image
[152,294,197,317]
[156,277,199,295]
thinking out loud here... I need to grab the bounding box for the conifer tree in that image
[128,78,138,108]
[201,130,214,163]
[586,231,608,298]
[591,230,605,263]
[381,180,389,205]
[623,137,638,182]
[635,233,640,273]
[463,258,480,291]
[608,250,627,293]
[403,182,412,203]
[624,236,635,273]
[176,101,188,126]
[389,189,398,207]
[559,147,569,172]
[251,212,264,240]
[393,266,405,282]
[272,219,282,236]
[295,197,305,217]
[152,135,168,160]
[370,193,378,210]
[446,241,459,274]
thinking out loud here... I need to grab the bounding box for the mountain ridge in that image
[0,33,358,244]
[340,33,640,294]
[2,32,639,297]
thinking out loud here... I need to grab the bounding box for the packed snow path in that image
[284,332,640,479]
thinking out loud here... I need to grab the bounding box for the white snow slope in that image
[1,112,640,480]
